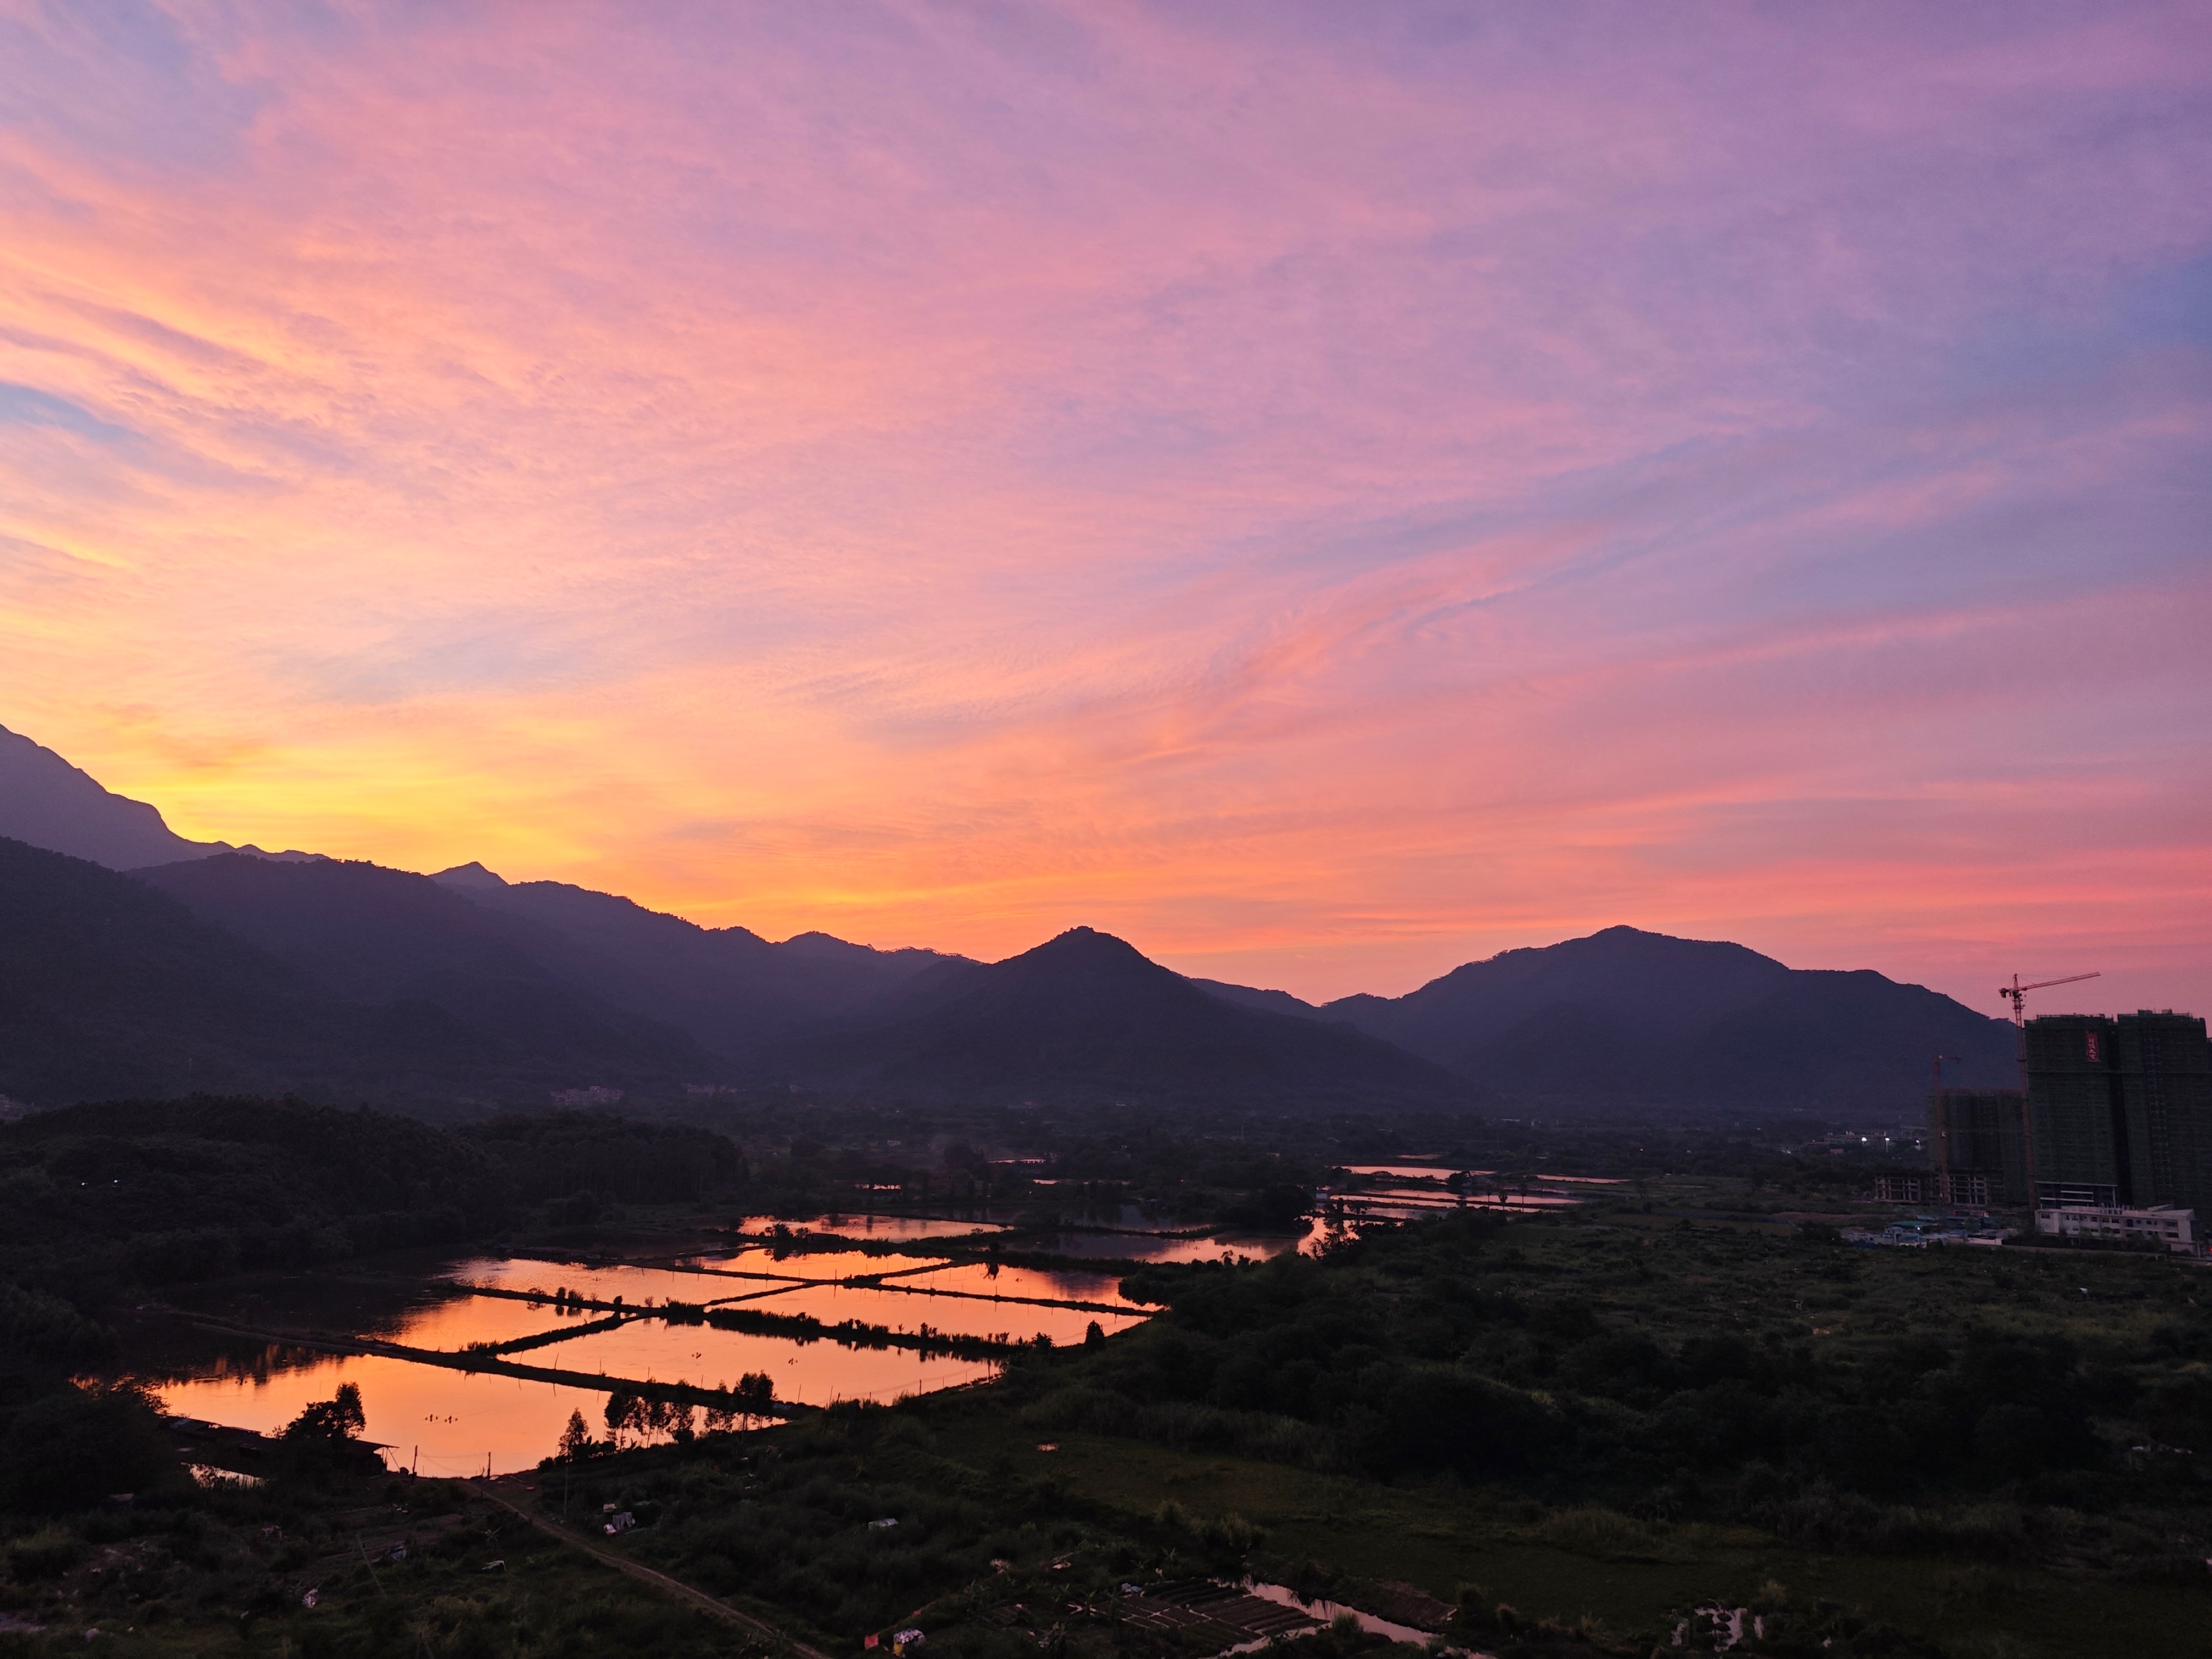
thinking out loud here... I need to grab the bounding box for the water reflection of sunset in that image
[450,1258,834,1307]
[520,1318,1001,1406]
[1027,1231,1309,1265]
[741,1217,1010,1242]
[713,1281,1146,1348]
[897,1261,1150,1307]
[149,1303,1007,1476]
[154,1357,633,1480]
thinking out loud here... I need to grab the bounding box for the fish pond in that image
[136,1220,1218,1474]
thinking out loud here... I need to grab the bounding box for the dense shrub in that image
[0,1382,177,1513]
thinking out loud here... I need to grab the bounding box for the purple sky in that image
[0,1,2207,1012]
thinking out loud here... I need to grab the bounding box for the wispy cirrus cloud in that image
[0,0,2205,1012]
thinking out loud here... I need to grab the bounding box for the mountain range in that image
[0,725,323,869]
[0,722,2019,1115]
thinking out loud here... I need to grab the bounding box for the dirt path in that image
[466,1478,833,1659]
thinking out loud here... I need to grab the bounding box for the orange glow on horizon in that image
[1,4,2205,1016]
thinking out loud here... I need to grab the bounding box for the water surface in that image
[725,1279,1147,1346]
[749,1215,1010,1241]
[451,1257,841,1307]
[139,1248,1054,1475]
[1340,1165,1475,1180]
[897,1261,1148,1306]
[153,1354,631,1478]
[1021,1230,1309,1264]
[493,1316,1001,1406]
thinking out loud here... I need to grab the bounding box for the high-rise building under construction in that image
[1928,1088,2027,1205]
[2025,1011,2212,1211]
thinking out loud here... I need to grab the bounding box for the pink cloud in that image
[0,0,2205,1016]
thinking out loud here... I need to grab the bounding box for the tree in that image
[285,1382,366,1443]
[2,1383,174,1513]
[557,1409,594,1464]
[735,1372,774,1420]
[603,1388,639,1446]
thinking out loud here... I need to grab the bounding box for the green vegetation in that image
[0,1099,509,1307]
[0,1455,762,1657]
[463,1114,747,1208]
[511,1210,2211,1658]
[462,1194,2212,1659]
[4,1096,2210,1656]
[1064,1212,2196,1526]
[961,1210,2212,1654]
[0,1098,743,1309]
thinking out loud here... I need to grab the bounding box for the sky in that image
[1,1,2207,1015]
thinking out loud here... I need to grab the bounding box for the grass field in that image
[11,1183,2212,1658]
[916,1420,2212,1659]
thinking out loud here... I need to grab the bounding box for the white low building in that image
[2034,1203,2197,1251]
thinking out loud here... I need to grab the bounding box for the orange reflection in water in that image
[152,1355,625,1478]
[450,1257,847,1306]
[1340,1166,1475,1180]
[381,1293,594,1351]
[898,1261,1150,1307]
[149,1272,1019,1472]
[726,1279,1147,1348]
[521,1316,1001,1406]
[748,1216,1010,1242]
[1026,1231,1308,1264]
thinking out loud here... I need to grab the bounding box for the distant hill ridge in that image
[0,723,2020,1114]
[756,926,1472,1110]
[0,725,322,869]
[1186,925,2016,1108]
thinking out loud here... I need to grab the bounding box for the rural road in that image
[466,1477,834,1659]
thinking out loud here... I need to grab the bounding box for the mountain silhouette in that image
[135,854,724,1084]
[0,725,213,869]
[0,723,325,870]
[0,836,335,1104]
[1,725,2033,1117]
[761,926,1472,1109]
[427,864,958,1054]
[1301,925,2018,1111]
[0,838,712,1108]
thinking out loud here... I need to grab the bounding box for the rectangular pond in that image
[449,1257,863,1307]
[151,1352,636,1480]
[1021,1230,1310,1264]
[719,1279,1148,1347]
[514,1316,1002,1405]
[741,1215,1010,1242]
[137,1243,1092,1476]
[895,1261,1152,1307]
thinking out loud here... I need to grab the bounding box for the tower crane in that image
[1999,971,2099,1025]
[1998,971,2100,1208]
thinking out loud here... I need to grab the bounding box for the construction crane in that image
[1999,971,2099,1024]
[1998,971,2099,1208]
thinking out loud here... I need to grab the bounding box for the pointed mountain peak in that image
[432,861,509,889]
